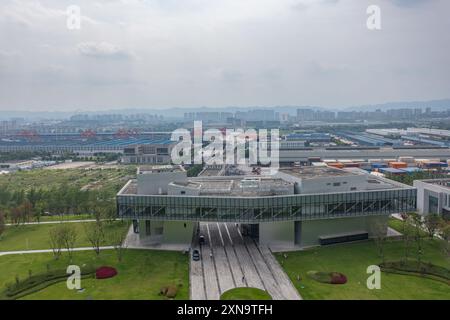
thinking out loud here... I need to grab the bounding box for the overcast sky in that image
[0,0,449,111]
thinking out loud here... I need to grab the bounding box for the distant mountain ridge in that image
[349,99,450,111]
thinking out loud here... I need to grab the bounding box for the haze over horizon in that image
[1,0,449,112]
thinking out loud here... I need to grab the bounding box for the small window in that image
[333,182,341,187]
[181,190,186,195]
[350,187,357,191]
[343,181,347,184]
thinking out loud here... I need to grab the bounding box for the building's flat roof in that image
[419,178,450,190]
[280,166,359,179]
[119,165,414,197]
[173,176,294,196]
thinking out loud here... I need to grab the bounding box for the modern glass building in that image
[117,166,416,248]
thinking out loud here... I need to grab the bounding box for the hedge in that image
[1,265,96,300]
[380,260,450,285]
[307,271,347,284]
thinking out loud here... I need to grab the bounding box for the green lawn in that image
[0,249,189,300]
[0,221,129,251]
[277,239,450,300]
[221,287,272,300]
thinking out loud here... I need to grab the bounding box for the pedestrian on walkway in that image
[242,276,245,283]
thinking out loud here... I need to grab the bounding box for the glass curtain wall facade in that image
[117,185,416,223]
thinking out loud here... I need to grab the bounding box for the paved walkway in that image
[387,227,402,237]
[0,246,114,256]
[5,219,98,226]
[190,222,302,300]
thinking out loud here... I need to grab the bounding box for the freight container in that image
[398,156,415,163]
[371,163,388,169]
[400,167,422,174]
[312,162,328,167]
[422,162,448,169]
[359,162,372,170]
[344,163,361,168]
[327,162,344,169]
[379,167,405,174]
[389,161,408,169]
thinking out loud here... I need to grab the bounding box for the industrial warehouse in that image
[117,165,416,249]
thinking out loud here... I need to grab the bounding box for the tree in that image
[60,224,77,261]
[49,226,64,260]
[111,224,129,262]
[423,214,442,239]
[103,201,117,223]
[34,200,46,223]
[10,206,23,226]
[411,213,424,264]
[400,212,414,263]
[84,222,104,256]
[0,210,5,239]
[186,164,203,177]
[373,219,388,263]
[438,221,450,262]
[22,201,33,223]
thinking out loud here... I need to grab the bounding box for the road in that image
[190,222,301,300]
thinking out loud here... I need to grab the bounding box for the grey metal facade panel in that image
[116,187,417,223]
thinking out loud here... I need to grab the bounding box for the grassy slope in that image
[276,239,450,300]
[221,287,272,300]
[0,249,189,300]
[0,221,129,251]
[0,167,134,194]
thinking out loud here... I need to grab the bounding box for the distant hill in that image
[348,99,450,111]
[1,98,449,120]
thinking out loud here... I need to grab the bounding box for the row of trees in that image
[0,151,83,162]
[374,212,449,264]
[0,151,52,162]
[48,222,129,262]
[0,186,116,225]
[0,151,119,163]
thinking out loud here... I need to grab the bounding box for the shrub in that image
[1,265,96,300]
[159,287,168,296]
[380,260,449,283]
[159,285,178,299]
[307,271,348,285]
[330,272,347,284]
[166,285,178,299]
[95,266,118,279]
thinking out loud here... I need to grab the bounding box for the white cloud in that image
[77,42,132,59]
